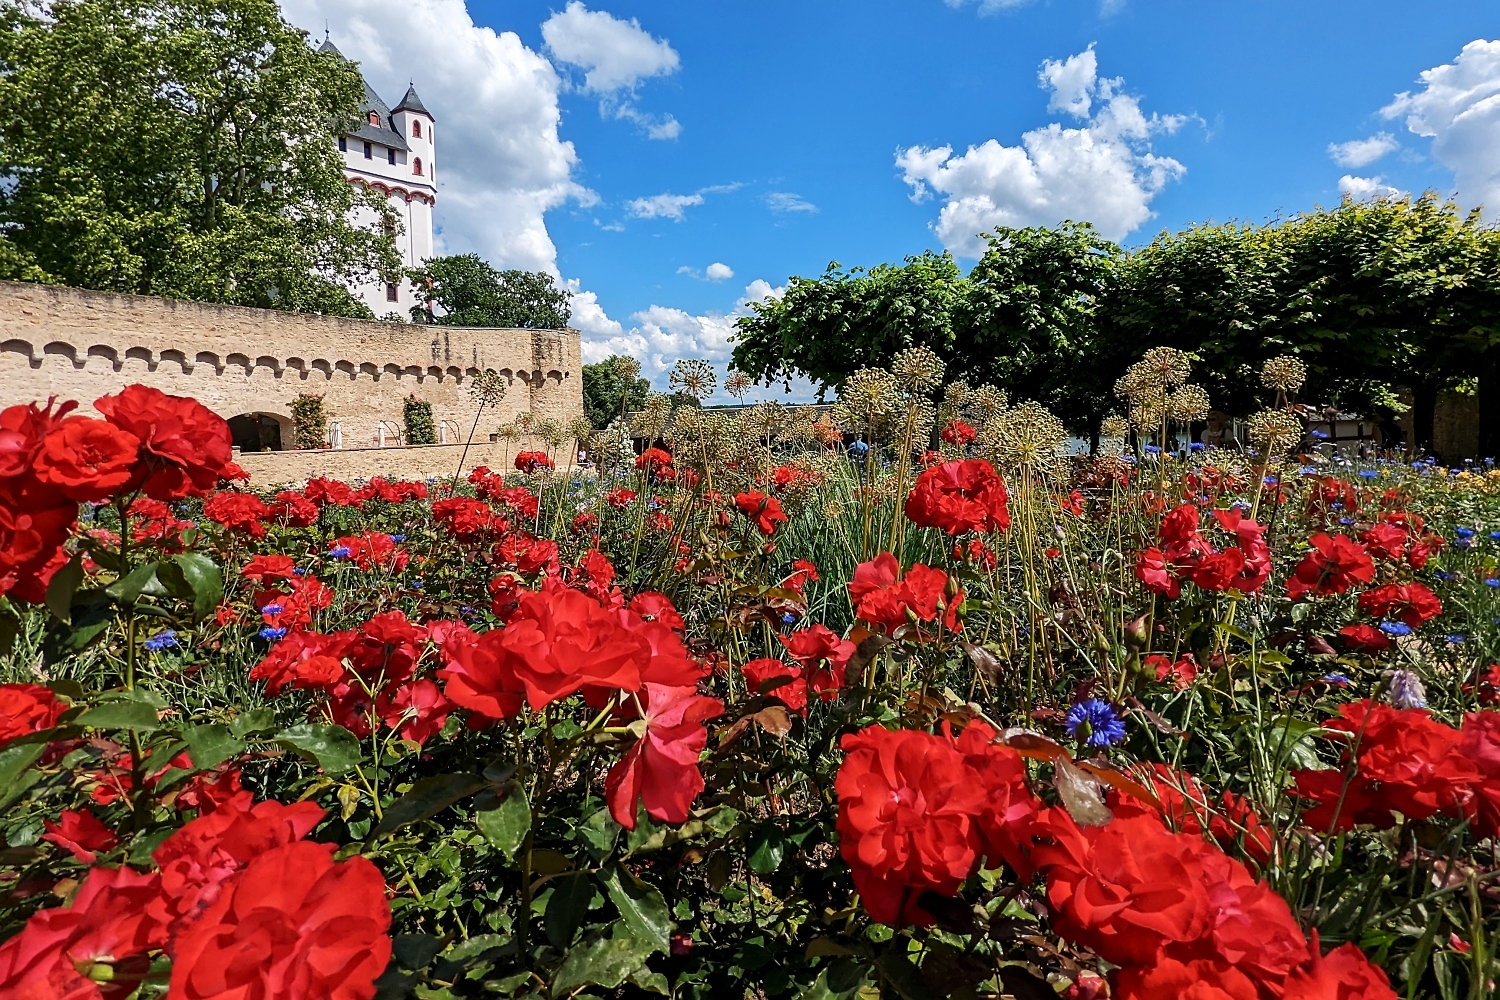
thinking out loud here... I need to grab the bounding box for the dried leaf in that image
[1055,758,1113,827]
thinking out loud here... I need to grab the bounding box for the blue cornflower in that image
[1065,699,1127,748]
[1311,429,1329,440]
[1457,528,1476,539]
[1339,517,1355,525]
[1321,673,1351,687]
[1447,635,1466,644]
[411,579,423,589]
[1379,621,1413,637]
[260,602,285,616]
[1359,470,1379,479]
[1491,531,1500,541]
[1487,578,1500,588]
[390,534,406,543]
[329,546,352,559]
[1263,477,1278,486]
[144,629,179,652]
[1434,571,1455,582]
[780,613,797,625]
[1330,502,1344,510]
[1189,442,1205,452]
[258,626,287,641]
[1144,445,1162,454]
[1299,467,1319,476]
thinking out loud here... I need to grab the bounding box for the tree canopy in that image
[731,197,1500,458]
[581,355,650,429]
[0,0,399,316]
[408,254,572,329]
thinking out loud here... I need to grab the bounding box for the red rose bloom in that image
[168,841,391,1000]
[605,682,723,829]
[1357,582,1442,628]
[41,808,118,864]
[605,488,636,508]
[94,384,234,500]
[1360,522,1408,562]
[735,490,788,535]
[904,459,1010,536]
[33,416,140,502]
[241,553,297,583]
[742,657,808,712]
[1285,533,1376,601]
[514,450,555,473]
[940,419,977,446]
[780,623,856,697]
[0,683,66,747]
[848,553,963,635]
[376,679,453,746]
[1338,624,1389,653]
[1281,940,1397,1000]
[204,491,273,537]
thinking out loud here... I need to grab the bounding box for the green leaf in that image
[545,872,594,948]
[0,742,47,811]
[475,783,530,860]
[600,862,672,956]
[577,806,619,860]
[371,773,488,839]
[183,724,245,770]
[105,562,167,604]
[75,699,160,732]
[157,553,223,622]
[44,553,85,623]
[551,922,655,996]
[0,599,22,656]
[748,824,785,875]
[273,723,363,774]
[230,708,276,737]
[874,950,936,1000]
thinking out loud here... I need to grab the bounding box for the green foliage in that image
[408,254,572,329]
[0,0,401,316]
[291,393,327,450]
[582,354,650,428]
[403,394,436,446]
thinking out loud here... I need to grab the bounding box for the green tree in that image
[582,356,649,429]
[408,254,571,329]
[0,0,399,315]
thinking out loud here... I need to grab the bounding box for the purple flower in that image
[1383,668,1427,710]
[144,630,178,652]
[1065,699,1126,748]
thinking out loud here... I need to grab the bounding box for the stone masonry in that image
[0,280,583,484]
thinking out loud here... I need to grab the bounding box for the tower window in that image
[338,136,347,152]
[388,147,396,165]
[412,157,423,176]
[412,120,422,138]
[368,111,380,126]
[363,141,372,159]
[386,282,399,302]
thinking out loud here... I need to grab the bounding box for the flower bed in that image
[0,349,1498,998]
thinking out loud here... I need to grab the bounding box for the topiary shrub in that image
[404,393,436,446]
[291,393,327,450]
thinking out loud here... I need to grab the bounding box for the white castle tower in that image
[321,35,436,318]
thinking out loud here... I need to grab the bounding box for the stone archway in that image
[228,412,287,452]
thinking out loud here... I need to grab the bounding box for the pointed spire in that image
[394,83,432,119]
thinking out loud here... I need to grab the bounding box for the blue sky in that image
[282,0,1500,396]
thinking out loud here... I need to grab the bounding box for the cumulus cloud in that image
[541,2,681,140]
[896,49,1187,253]
[1338,174,1404,200]
[627,192,704,220]
[1327,133,1399,168]
[765,191,818,214]
[705,262,734,281]
[283,0,590,273]
[1380,39,1500,216]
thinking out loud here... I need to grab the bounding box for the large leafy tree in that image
[408,254,572,329]
[581,356,649,429]
[0,0,398,316]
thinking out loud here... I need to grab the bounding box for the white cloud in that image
[896,48,1187,253]
[1338,174,1404,200]
[564,280,624,340]
[739,279,785,306]
[1327,133,1399,168]
[284,0,590,273]
[540,1,678,93]
[765,191,818,214]
[1381,39,1500,216]
[705,262,734,281]
[944,0,1035,14]
[626,192,704,220]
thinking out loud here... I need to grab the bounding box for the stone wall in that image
[233,439,572,487]
[1435,390,1479,462]
[0,280,583,483]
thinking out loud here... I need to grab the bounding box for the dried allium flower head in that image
[669,359,717,401]
[610,355,643,383]
[891,345,945,395]
[905,398,936,450]
[822,500,846,521]
[1099,415,1130,439]
[741,401,788,443]
[1247,408,1303,454]
[941,379,972,411]
[468,368,507,408]
[724,370,754,399]
[968,384,1008,422]
[633,393,673,439]
[514,411,536,432]
[536,418,565,450]
[784,406,819,445]
[1128,395,1167,430]
[1261,355,1308,393]
[1137,347,1193,389]
[982,400,1068,474]
[567,416,595,441]
[1167,384,1211,423]
[494,421,520,441]
[839,368,900,419]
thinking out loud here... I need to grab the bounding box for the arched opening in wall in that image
[228,413,284,453]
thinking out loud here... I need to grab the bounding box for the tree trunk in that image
[1481,348,1500,462]
[1410,380,1438,460]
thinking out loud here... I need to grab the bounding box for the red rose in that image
[94,385,234,500]
[33,416,140,502]
[168,841,391,1000]
[735,490,788,535]
[605,682,723,829]
[0,865,165,999]
[1337,624,1389,653]
[1357,582,1442,627]
[636,447,672,471]
[0,398,77,479]
[742,657,807,712]
[848,553,963,635]
[241,553,298,583]
[514,450,555,473]
[629,590,686,630]
[904,459,1010,536]
[1135,547,1181,599]
[1286,533,1376,601]
[375,679,453,746]
[304,477,357,507]
[1114,957,1261,1000]
[0,683,66,747]
[835,725,991,926]
[1281,940,1397,1000]
[0,481,78,605]
[251,631,355,696]
[41,808,117,864]
[605,488,636,508]
[270,490,319,526]
[780,623,856,697]
[204,491,273,537]
[1360,522,1408,561]
[940,419,977,446]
